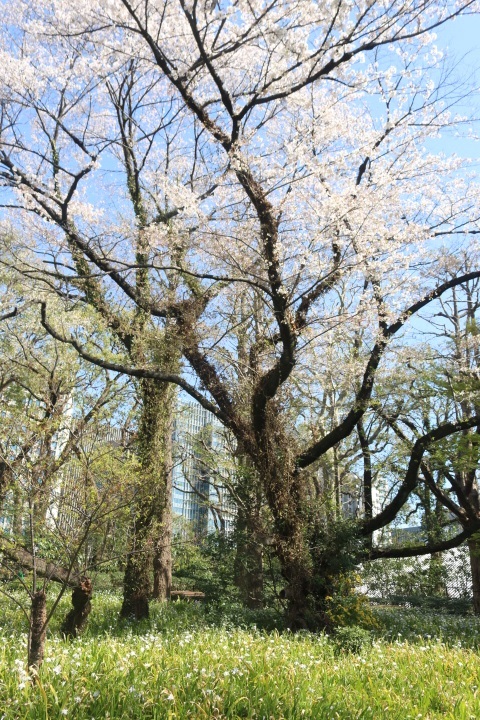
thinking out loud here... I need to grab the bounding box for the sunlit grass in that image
[1,592,479,719]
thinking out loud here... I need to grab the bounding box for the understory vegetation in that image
[1,592,480,720]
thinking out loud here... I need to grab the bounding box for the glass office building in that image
[172,402,235,536]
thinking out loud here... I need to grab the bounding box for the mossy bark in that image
[120,374,176,618]
[234,519,264,609]
[233,466,265,609]
[253,414,346,630]
[152,403,174,600]
[254,419,317,629]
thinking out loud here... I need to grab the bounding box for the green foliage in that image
[172,531,240,602]
[374,605,480,647]
[325,573,380,630]
[332,625,373,654]
[2,593,480,719]
[383,595,472,615]
[308,516,364,599]
[304,516,376,628]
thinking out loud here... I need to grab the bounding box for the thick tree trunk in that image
[266,478,316,628]
[120,506,153,620]
[152,535,171,600]
[233,453,265,608]
[259,441,341,630]
[28,590,47,671]
[277,534,315,630]
[61,578,93,638]
[152,406,173,600]
[468,537,480,614]
[252,414,320,629]
[121,375,175,618]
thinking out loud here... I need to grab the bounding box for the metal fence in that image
[360,546,473,611]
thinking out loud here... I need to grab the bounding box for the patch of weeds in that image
[332,625,373,654]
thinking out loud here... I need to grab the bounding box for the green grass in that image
[1,592,480,719]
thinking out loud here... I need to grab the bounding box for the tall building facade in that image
[172,402,235,536]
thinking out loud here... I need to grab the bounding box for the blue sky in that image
[434,13,480,161]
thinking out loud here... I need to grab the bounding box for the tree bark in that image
[120,376,175,618]
[61,578,93,638]
[234,519,264,609]
[264,472,315,629]
[233,453,265,609]
[276,532,314,630]
[0,539,81,585]
[28,590,47,671]
[468,537,480,614]
[152,402,174,600]
[120,527,152,619]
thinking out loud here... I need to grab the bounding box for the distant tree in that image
[375,255,480,608]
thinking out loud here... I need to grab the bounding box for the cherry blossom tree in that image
[1,0,480,627]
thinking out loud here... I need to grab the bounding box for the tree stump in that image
[61,578,93,639]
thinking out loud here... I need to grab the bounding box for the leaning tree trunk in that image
[28,590,47,671]
[120,374,176,618]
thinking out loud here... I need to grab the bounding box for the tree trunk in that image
[468,537,480,614]
[120,528,152,619]
[152,404,174,600]
[233,456,265,609]
[28,590,47,671]
[12,483,24,538]
[277,534,314,630]
[121,376,175,618]
[265,475,315,629]
[234,513,264,609]
[61,578,93,638]
[152,535,172,600]
[260,445,348,630]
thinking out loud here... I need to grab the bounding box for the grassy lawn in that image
[1,593,479,719]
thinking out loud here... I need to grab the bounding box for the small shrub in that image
[324,573,380,630]
[332,625,373,654]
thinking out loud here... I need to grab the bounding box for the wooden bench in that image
[170,590,205,601]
